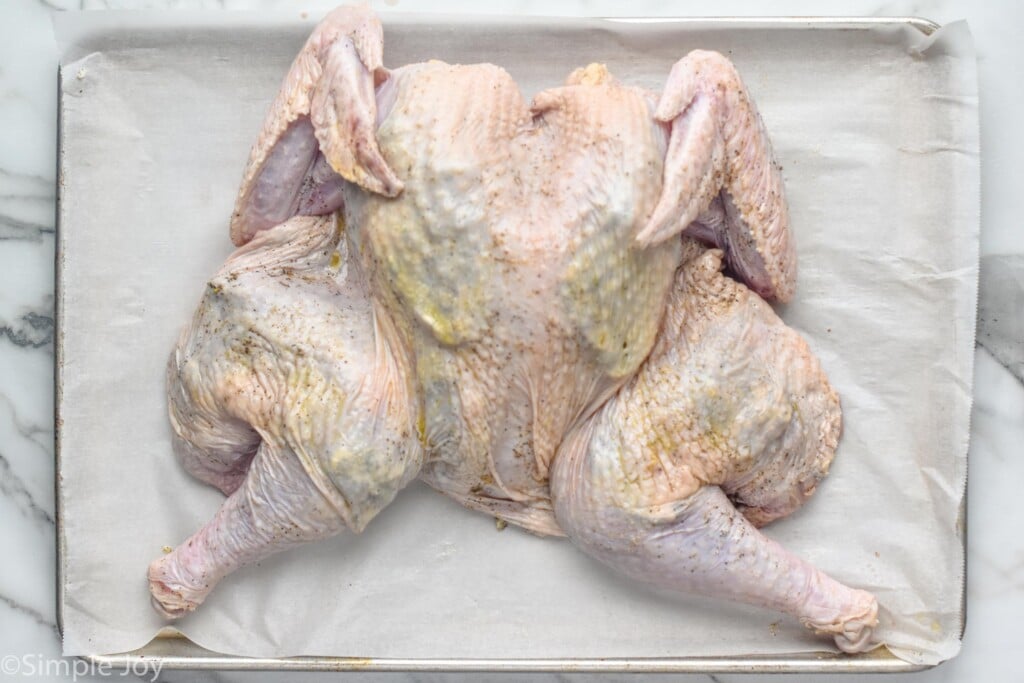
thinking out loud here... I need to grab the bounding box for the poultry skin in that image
[148,5,878,652]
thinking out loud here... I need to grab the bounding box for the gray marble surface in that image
[1,0,1020,681]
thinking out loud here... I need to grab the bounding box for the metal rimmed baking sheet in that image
[55,11,976,673]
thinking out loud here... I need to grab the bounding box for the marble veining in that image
[1,594,55,631]
[0,452,54,527]
[0,169,55,241]
[1,0,1021,681]
[979,254,1024,383]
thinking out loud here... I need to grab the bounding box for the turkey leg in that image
[148,440,346,618]
[550,244,878,652]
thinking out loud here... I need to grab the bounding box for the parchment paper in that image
[55,11,978,666]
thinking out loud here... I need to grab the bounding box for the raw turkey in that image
[148,5,879,653]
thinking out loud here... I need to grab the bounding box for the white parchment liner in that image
[55,11,978,666]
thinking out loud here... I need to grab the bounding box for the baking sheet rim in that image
[53,13,961,674]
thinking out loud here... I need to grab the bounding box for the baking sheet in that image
[55,11,978,667]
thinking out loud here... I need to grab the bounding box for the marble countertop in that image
[1,0,1020,681]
